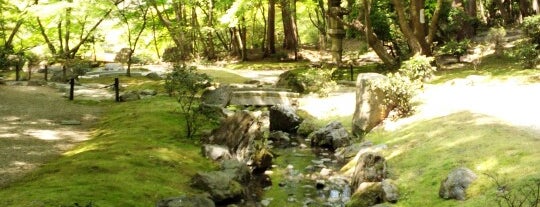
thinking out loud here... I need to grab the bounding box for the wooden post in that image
[349,64,354,81]
[114,78,120,102]
[44,65,48,81]
[69,78,75,101]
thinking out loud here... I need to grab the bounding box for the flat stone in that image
[229,90,299,106]
[60,120,81,125]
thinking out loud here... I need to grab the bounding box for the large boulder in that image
[202,144,232,161]
[156,195,215,207]
[205,111,262,162]
[275,70,305,93]
[145,72,162,80]
[220,159,251,184]
[381,179,399,203]
[309,121,351,150]
[346,182,384,207]
[191,171,244,203]
[351,152,387,190]
[269,104,302,133]
[439,167,477,200]
[201,85,234,108]
[352,73,392,136]
[120,90,140,102]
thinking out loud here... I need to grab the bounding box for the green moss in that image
[0,96,217,206]
[366,111,540,207]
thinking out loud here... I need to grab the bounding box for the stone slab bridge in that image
[228,88,299,106]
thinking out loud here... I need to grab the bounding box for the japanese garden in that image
[0,0,540,206]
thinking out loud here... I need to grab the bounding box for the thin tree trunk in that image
[265,0,276,56]
[534,0,540,14]
[392,0,425,55]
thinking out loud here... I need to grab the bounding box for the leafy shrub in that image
[297,68,337,97]
[522,15,540,46]
[438,39,471,62]
[372,73,419,117]
[398,55,436,82]
[487,27,507,55]
[486,173,540,207]
[509,40,539,69]
[276,68,337,97]
[165,64,212,139]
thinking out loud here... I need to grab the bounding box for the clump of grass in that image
[0,97,217,206]
[365,111,540,207]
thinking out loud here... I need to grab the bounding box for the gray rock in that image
[269,104,302,133]
[351,152,387,190]
[146,72,162,80]
[382,179,399,203]
[205,111,262,162]
[346,182,384,207]
[275,70,305,93]
[140,89,157,96]
[202,144,232,161]
[191,171,244,203]
[268,131,291,142]
[309,121,351,150]
[104,63,123,71]
[334,142,374,162]
[201,85,234,108]
[220,159,251,184]
[120,91,140,102]
[439,167,477,200]
[60,120,81,125]
[156,194,215,207]
[352,73,392,136]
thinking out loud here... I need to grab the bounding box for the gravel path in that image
[0,85,102,187]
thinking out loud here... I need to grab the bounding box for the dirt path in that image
[0,85,102,187]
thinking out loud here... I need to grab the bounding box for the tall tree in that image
[34,0,123,80]
[265,0,276,56]
[150,0,191,60]
[115,0,149,77]
[392,0,443,56]
[281,0,298,51]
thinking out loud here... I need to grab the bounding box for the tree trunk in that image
[362,0,396,67]
[281,0,298,51]
[205,0,216,60]
[265,0,276,56]
[534,0,540,14]
[518,0,530,22]
[392,0,425,55]
[328,0,345,64]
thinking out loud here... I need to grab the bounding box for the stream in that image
[258,137,352,207]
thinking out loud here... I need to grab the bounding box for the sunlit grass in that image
[432,55,540,84]
[365,111,540,207]
[0,96,217,206]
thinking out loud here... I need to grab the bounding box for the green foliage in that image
[165,64,212,139]
[438,39,471,62]
[296,68,337,97]
[66,59,92,78]
[399,55,436,81]
[486,174,540,207]
[522,15,540,46]
[372,72,420,117]
[487,27,507,55]
[508,40,539,69]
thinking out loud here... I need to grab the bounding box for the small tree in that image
[487,27,507,56]
[165,64,212,139]
[438,39,471,63]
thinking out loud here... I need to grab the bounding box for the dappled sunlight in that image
[437,135,482,151]
[63,143,99,157]
[24,128,90,142]
[298,88,355,119]
[474,157,499,172]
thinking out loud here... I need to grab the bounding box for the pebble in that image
[327,190,340,202]
[261,199,271,206]
[264,170,273,175]
[321,158,332,162]
[320,168,332,177]
[311,160,324,165]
